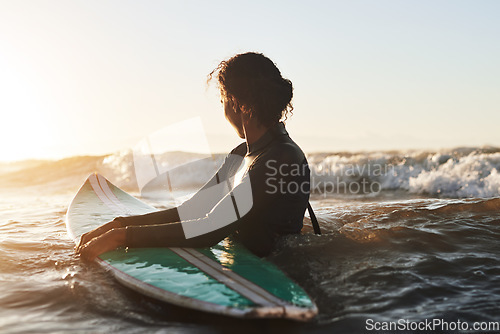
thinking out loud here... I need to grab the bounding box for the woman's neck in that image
[242,118,268,145]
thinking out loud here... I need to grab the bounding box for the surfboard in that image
[66,173,318,321]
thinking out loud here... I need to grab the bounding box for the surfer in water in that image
[77,52,314,260]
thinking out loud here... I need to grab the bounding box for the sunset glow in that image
[0,1,499,161]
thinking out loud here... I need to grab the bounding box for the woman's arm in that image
[76,145,246,253]
[78,158,261,260]
[78,218,236,261]
[77,174,251,260]
[76,207,180,249]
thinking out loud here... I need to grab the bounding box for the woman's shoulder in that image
[249,140,306,173]
[268,138,306,164]
[229,142,247,157]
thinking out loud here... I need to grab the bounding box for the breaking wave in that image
[1,146,499,198]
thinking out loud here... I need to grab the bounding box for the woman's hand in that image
[76,218,123,252]
[77,228,126,261]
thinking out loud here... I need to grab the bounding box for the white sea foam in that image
[408,152,500,197]
[307,147,500,198]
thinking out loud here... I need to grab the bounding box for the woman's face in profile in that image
[223,97,245,139]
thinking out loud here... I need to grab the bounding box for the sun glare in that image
[0,57,55,162]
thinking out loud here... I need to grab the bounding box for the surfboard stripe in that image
[177,247,289,307]
[170,247,282,307]
[89,173,124,215]
[96,173,132,215]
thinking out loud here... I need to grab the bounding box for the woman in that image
[77,52,312,260]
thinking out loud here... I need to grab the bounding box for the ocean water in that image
[1,147,500,333]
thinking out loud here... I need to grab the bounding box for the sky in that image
[0,0,499,161]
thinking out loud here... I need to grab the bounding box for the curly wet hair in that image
[208,52,293,127]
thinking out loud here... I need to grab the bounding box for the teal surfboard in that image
[66,173,318,321]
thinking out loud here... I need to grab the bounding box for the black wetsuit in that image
[119,122,310,256]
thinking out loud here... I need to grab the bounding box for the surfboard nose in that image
[87,172,103,180]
